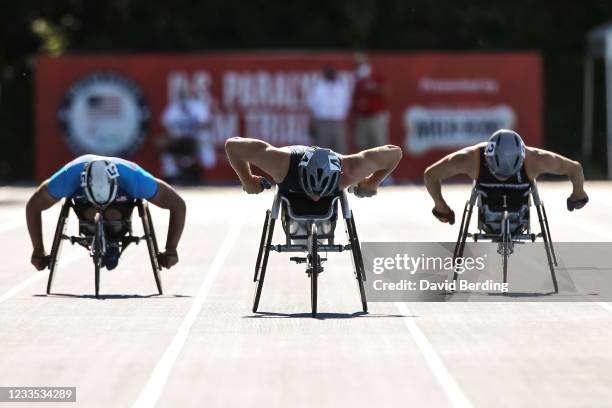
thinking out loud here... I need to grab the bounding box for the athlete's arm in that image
[340,145,402,196]
[25,180,60,270]
[525,148,588,208]
[224,137,289,193]
[424,145,480,223]
[148,180,186,268]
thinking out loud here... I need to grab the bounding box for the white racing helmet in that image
[80,160,119,207]
[484,129,526,178]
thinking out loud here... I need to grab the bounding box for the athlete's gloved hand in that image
[260,178,273,190]
[567,192,589,211]
[432,205,455,225]
[31,250,50,271]
[351,182,378,198]
[242,175,266,194]
[158,249,179,269]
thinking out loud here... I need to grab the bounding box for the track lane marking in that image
[0,251,84,304]
[395,302,473,408]
[132,212,247,408]
[596,302,612,314]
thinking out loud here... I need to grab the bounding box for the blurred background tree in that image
[1,0,611,180]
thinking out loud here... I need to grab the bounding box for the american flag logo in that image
[87,94,122,118]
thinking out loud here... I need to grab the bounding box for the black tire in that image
[453,203,473,283]
[536,205,558,293]
[502,212,509,286]
[349,214,365,281]
[541,204,558,266]
[453,202,469,259]
[502,235,509,285]
[93,213,103,298]
[143,203,163,295]
[347,214,367,313]
[146,205,161,256]
[47,201,70,294]
[309,223,319,317]
[253,218,275,313]
[254,211,270,282]
[545,244,559,293]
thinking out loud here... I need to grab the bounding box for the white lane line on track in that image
[596,302,612,314]
[0,251,84,304]
[132,212,247,408]
[395,302,473,408]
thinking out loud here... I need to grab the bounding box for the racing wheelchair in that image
[252,184,368,317]
[452,180,558,292]
[46,198,163,298]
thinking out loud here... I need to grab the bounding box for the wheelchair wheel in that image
[347,213,367,313]
[502,234,509,285]
[453,201,474,283]
[541,204,558,266]
[501,211,510,286]
[254,210,271,282]
[47,200,70,295]
[253,216,275,313]
[93,213,103,298]
[535,205,558,293]
[141,201,163,295]
[309,223,319,317]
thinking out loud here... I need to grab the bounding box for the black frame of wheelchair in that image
[252,189,368,317]
[46,198,163,298]
[453,180,558,292]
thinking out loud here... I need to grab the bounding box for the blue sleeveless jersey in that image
[47,155,158,200]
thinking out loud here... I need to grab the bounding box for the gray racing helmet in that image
[484,129,526,178]
[298,147,341,199]
[80,160,119,207]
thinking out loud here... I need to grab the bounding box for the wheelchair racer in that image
[26,155,186,271]
[224,138,402,201]
[424,129,589,224]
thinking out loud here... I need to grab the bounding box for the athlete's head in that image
[80,160,119,207]
[298,147,341,201]
[485,129,525,180]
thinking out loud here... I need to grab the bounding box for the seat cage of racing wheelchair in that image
[453,180,559,292]
[46,198,163,298]
[252,188,368,317]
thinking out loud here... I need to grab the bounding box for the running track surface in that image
[0,182,611,407]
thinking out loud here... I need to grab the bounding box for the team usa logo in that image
[58,72,150,157]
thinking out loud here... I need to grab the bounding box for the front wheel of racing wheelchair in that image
[308,223,320,316]
[452,181,558,293]
[252,189,368,317]
[46,199,164,298]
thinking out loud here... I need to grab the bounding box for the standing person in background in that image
[158,88,213,184]
[352,54,390,151]
[307,64,351,154]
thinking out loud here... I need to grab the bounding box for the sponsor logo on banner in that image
[403,105,516,154]
[418,77,500,94]
[58,72,150,156]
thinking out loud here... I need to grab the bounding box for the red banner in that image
[35,52,542,181]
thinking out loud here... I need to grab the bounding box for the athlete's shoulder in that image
[280,145,309,154]
[448,143,482,161]
[472,142,487,151]
[108,156,137,168]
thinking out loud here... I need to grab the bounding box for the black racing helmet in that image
[298,147,341,200]
[484,129,526,178]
